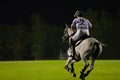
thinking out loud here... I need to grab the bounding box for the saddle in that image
[75,36,90,47]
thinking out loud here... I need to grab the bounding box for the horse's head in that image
[62,26,69,42]
[62,24,73,42]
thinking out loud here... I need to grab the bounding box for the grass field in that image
[0,60,120,80]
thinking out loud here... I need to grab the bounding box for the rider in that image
[69,10,92,58]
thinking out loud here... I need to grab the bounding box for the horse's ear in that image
[65,23,68,28]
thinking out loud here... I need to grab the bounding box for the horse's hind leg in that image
[80,56,89,79]
[84,58,95,77]
[81,56,89,72]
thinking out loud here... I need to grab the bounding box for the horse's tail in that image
[92,42,103,59]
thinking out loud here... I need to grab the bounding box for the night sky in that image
[0,0,119,26]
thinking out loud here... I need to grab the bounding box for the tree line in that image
[0,9,119,60]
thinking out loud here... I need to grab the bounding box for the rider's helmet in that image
[74,10,84,17]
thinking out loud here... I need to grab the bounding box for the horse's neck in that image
[68,28,73,36]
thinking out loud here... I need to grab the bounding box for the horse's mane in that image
[66,27,74,36]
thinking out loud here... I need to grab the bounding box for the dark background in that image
[0,0,119,25]
[0,0,119,60]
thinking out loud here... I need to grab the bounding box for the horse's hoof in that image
[64,65,67,69]
[80,75,85,80]
[80,75,82,79]
[81,77,85,80]
[80,74,82,79]
[72,73,76,78]
[84,73,88,77]
[80,72,84,79]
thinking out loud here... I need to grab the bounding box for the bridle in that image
[63,27,74,42]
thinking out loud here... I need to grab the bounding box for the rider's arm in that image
[87,19,92,28]
[71,19,77,32]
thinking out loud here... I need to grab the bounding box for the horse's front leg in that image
[64,47,74,72]
[64,57,77,78]
[64,56,72,72]
[70,60,77,77]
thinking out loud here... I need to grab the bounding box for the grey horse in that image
[63,26,104,80]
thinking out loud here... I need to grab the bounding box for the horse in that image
[62,25,104,80]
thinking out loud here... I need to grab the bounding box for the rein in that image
[67,28,75,39]
[69,32,75,38]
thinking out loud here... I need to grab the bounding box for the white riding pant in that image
[72,29,90,42]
